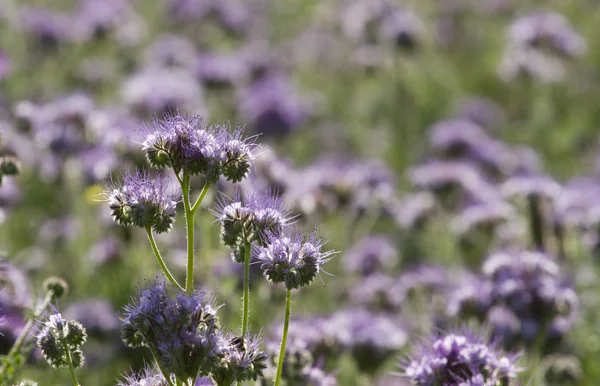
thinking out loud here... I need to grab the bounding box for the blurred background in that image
[1,0,600,384]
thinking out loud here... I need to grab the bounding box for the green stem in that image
[0,291,53,373]
[146,227,184,292]
[274,289,292,386]
[191,181,211,215]
[63,342,80,386]
[181,174,195,294]
[241,241,251,337]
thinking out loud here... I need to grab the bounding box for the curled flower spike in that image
[212,190,296,262]
[256,230,337,290]
[401,328,520,386]
[104,170,180,233]
[221,126,257,183]
[36,305,87,370]
[182,123,227,183]
[141,113,199,172]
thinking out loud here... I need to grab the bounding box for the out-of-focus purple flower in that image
[343,235,396,276]
[0,51,10,80]
[349,274,404,311]
[507,11,586,58]
[64,299,119,337]
[428,119,491,157]
[263,326,338,385]
[408,161,497,209]
[196,51,249,87]
[72,0,141,43]
[500,174,562,201]
[390,192,436,230]
[501,174,562,249]
[450,200,515,239]
[80,146,119,183]
[452,250,579,348]
[447,273,493,318]
[38,216,81,245]
[331,308,406,374]
[554,177,600,228]
[455,97,505,130]
[341,0,423,50]
[0,178,22,224]
[288,157,395,215]
[402,328,520,385]
[143,34,198,70]
[87,236,121,266]
[19,7,72,49]
[0,262,32,353]
[76,57,119,85]
[238,75,308,136]
[379,9,424,49]
[498,46,566,83]
[167,0,250,34]
[121,67,204,117]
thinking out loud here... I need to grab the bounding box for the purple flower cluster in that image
[449,250,579,348]
[142,114,255,183]
[213,190,294,261]
[341,0,424,50]
[499,11,585,83]
[349,265,447,313]
[36,307,87,369]
[402,329,519,385]
[255,230,336,290]
[121,280,267,384]
[270,308,406,377]
[105,170,179,233]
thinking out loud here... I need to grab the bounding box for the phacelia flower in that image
[256,230,336,290]
[121,280,266,383]
[213,190,295,262]
[142,114,255,184]
[402,329,520,385]
[117,364,168,386]
[104,170,179,233]
[36,306,88,369]
[221,126,256,183]
[122,280,221,380]
[210,333,268,385]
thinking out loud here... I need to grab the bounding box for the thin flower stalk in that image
[146,226,184,292]
[274,289,292,386]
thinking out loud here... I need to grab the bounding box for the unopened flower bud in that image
[43,277,69,299]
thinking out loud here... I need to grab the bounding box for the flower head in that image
[104,170,179,233]
[402,328,520,385]
[210,333,268,385]
[142,114,255,184]
[117,364,168,386]
[121,279,267,383]
[256,230,336,289]
[36,304,87,369]
[212,190,295,262]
